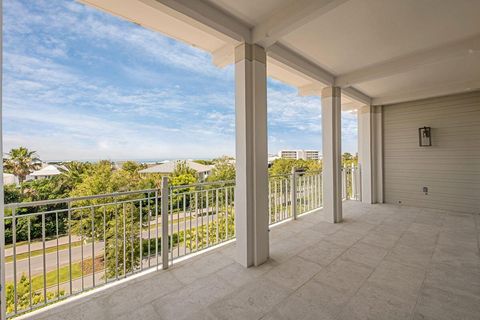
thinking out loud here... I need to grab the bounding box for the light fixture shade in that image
[419,126,432,147]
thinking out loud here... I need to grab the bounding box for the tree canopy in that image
[207,156,235,182]
[170,161,197,186]
[269,158,322,176]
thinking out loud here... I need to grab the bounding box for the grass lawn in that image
[5,241,83,263]
[31,263,83,292]
[10,258,105,292]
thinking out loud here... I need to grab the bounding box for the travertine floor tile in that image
[25,202,480,320]
[297,240,347,266]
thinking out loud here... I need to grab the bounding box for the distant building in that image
[278,150,321,161]
[3,173,19,186]
[279,150,298,160]
[138,160,213,180]
[304,150,321,161]
[30,164,66,180]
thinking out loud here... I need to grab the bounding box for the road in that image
[5,242,105,282]
[5,211,229,282]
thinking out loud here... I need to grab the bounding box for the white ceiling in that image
[357,54,480,98]
[282,0,480,74]
[208,0,292,26]
[81,0,480,106]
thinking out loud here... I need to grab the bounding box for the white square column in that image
[358,105,383,203]
[234,43,269,267]
[321,87,342,223]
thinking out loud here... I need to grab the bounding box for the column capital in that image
[235,43,266,64]
[359,105,382,114]
[321,86,341,98]
[358,105,371,114]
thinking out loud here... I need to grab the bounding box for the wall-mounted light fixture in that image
[419,126,432,147]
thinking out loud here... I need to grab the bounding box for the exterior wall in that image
[383,91,480,214]
[279,150,298,159]
[278,150,321,160]
[304,150,321,160]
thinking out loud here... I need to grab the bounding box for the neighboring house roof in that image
[30,164,66,177]
[139,160,212,174]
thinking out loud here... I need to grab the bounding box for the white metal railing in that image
[342,165,361,201]
[1,168,359,318]
[2,187,165,318]
[0,179,236,318]
[168,180,236,261]
[267,170,322,225]
[295,170,323,216]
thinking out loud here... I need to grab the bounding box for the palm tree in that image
[57,161,91,192]
[4,147,41,183]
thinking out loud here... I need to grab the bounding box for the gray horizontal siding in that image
[383,91,480,214]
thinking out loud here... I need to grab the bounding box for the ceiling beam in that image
[298,83,371,106]
[336,34,480,87]
[140,0,251,43]
[212,0,349,68]
[343,87,371,106]
[297,84,323,96]
[268,43,335,86]
[211,44,234,68]
[372,79,480,105]
[252,0,349,48]
[341,102,361,112]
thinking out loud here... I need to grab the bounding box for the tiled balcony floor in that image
[26,201,480,320]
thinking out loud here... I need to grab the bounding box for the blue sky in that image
[2,0,357,161]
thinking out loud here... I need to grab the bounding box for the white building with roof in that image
[30,164,66,180]
[139,160,213,180]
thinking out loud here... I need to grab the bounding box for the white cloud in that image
[3,0,358,160]
[267,85,322,132]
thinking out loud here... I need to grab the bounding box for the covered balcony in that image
[18,201,480,320]
[1,0,480,319]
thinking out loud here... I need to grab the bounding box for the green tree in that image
[179,209,235,250]
[269,158,322,176]
[13,178,70,243]
[56,161,92,194]
[342,153,358,167]
[4,184,22,204]
[6,274,64,314]
[69,161,122,197]
[22,177,67,202]
[68,161,160,278]
[4,147,41,183]
[207,156,235,182]
[170,161,197,186]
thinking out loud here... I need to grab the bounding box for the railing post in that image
[161,177,169,270]
[357,166,362,201]
[0,7,6,318]
[291,167,297,220]
[351,164,357,200]
[0,197,5,320]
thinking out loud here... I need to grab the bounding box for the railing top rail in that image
[296,170,322,175]
[169,179,235,190]
[4,188,160,209]
[267,173,291,178]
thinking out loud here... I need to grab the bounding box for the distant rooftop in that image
[30,164,66,177]
[138,160,212,174]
